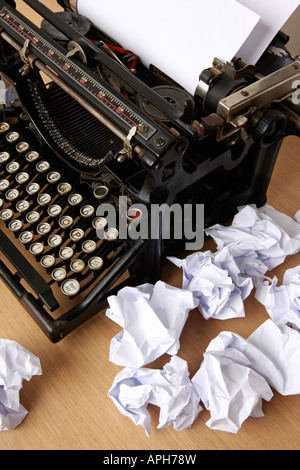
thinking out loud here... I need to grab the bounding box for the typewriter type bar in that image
[0,0,298,341]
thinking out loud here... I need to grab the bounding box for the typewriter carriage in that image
[0,0,298,341]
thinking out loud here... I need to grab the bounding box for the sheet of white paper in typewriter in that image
[76,0,259,94]
[236,0,300,64]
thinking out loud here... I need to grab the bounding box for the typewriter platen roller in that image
[0,0,299,341]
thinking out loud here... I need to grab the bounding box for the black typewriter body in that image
[0,0,298,341]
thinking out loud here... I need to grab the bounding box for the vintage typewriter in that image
[0,0,299,342]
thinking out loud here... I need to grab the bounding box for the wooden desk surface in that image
[0,0,300,451]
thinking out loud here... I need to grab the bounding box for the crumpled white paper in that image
[106,281,197,368]
[192,319,300,433]
[168,247,253,320]
[247,320,300,396]
[0,339,42,431]
[108,355,202,437]
[205,205,300,279]
[192,330,273,433]
[255,265,300,331]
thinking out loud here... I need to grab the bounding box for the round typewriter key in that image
[52,267,67,282]
[5,189,19,202]
[26,182,40,195]
[80,205,95,218]
[92,216,107,230]
[26,211,40,224]
[0,122,10,133]
[104,227,119,241]
[127,207,142,221]
[0,152,10,163]
[6,131,19,143]
[61,279,80,296]
[37,222,51,236]
[70,228,84,242]
[6,161,20,174]
[0,179,10,191]
[59,246,74,260]
[19,230,33,244]
[25,150,39,163]
[93,185,108,200]
[82,239,97,254]
[8,219,23,232]
[47,204,62,217]
[36,161,50,173]
[68,193,83,207]
[37,193,52,206]
[70,258,85,273]
[0,198,3,209]
[29,242,44,256]
[16,199,30,213]
[46,171,61,184]
[57,182,72,195]
[0,208,13,221]
[58,215,73,229]
[15,172,30,185]
[16,141,30,153]
[40,254,55,268]
[88,256,103,271]
[48,234,63,248]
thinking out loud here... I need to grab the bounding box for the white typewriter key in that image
[16,200,30,213]
[0,198,3,209]
[0,179,10,191]
[0,152,10,163]
[46,171,61,184]
[25,150,39,162]
[26,211,40,224]
[47,204,62,217]
[70,259,85,273]
[80,205,95,218]
[6,162,20,174]
[37,193,52,206]
[88,256,103,271]
[36,161,50,173]
[40,254,55,268]
[26,182,40,195]
[0,122,10,133]
[93,185,108,200]
[37,222,51,236]
[15,172,30,185]
[48,234,63,248]
[5,189,19,202]
[0,208,13,221]
[52,267,67,282]
[57,182,72,195]
[104,227,119,241]
[92,216,107,230]
[58,215,73,229]
[59,246,74,260]
[6,131,19,143]
[82,239,97,254]
[29,242,44,256]
[16,141,30,153]
[19,231,34,244]
[8,219,23,232]
[70,228,84,242]
[68,193,83,207]
[61,279,80,296]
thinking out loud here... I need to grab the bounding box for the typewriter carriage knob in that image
[253,108,287,147]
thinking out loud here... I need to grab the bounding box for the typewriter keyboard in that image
[0,120,126,307]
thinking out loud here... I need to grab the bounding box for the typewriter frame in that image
[0,0,299,342]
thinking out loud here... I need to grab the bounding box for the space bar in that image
[0,230,59,311]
